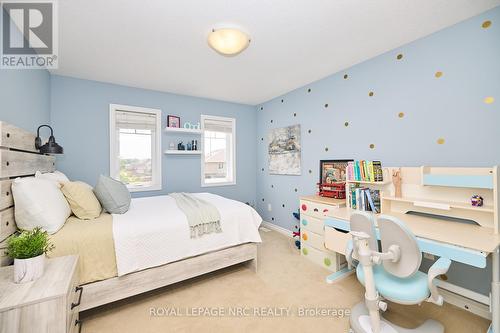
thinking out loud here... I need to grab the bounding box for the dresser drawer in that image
[0,207,15,242]
[67,266,81,332]
[301,241,346,272]
[301,229,326,251]
[0,239,11,267]
[325,226,351,255]
[300,216,324,235]
[69,311,81,333]
[300,200,343,219]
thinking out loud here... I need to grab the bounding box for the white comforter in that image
[112,193,263,276]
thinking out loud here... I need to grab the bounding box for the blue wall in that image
[0,70,51,131]
[50,76,257,204]
[256,7,500,295]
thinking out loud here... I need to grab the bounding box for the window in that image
[201,115,236,187]
[109,104,162,192]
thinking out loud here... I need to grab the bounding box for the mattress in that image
[48,213,118,284]
[112,193,262,276]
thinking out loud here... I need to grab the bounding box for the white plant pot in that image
[13,254,45,284]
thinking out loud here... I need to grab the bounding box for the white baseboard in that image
[260,221,293,238]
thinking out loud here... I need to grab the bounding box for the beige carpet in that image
[81,230,490,333]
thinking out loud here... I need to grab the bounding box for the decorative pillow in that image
[35,170,69,184]
[12,177,71,234]
[60,181,102,220]
[93,175,131,214]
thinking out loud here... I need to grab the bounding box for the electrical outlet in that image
[424,253,435,260]
[268,204,272,211]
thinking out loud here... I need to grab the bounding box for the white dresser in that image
[299,196,347,272]
[0,255,82,333]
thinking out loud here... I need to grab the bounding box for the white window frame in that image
[109,104,162,192]
[200,114,236,187]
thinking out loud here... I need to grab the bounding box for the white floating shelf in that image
[164,150,202,155]
[164,127,202,134]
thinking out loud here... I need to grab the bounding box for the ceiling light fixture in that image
[208,27,250,56]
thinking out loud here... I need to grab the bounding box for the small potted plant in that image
[6,227,54,284]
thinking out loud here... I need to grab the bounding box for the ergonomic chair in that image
[347,212,451,333]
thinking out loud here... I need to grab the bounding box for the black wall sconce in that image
[35,125,64,154]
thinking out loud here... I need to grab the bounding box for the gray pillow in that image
[94,175,131,214]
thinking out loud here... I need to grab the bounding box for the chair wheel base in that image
[349,302,444,333]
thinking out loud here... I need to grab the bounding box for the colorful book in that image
[368,161,375,182]
[364,189,379,213]
[347,162,354,181]
[360,161,366,180]
[373,161,383,182]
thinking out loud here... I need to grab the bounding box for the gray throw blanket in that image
[170,193,222,238]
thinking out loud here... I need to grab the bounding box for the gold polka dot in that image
[437,138,445,145]
[396,53,403,60]
[344,121,349,127]
[343,74,348,79]
[369,144,375,149]
[484,96,495,104]
[368,91,374,97]
[398,112,405,118]
[482,20,492,29]
[435,71,443,78]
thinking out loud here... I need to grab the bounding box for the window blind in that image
[115,110,157,131]
[203,118,233,133]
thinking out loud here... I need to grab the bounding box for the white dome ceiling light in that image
[208,27,251,56]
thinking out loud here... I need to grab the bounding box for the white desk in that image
[322,207,500,333]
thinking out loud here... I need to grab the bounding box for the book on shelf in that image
[348,184,380,212]
[373,161,383,182]
[347,160,383,182]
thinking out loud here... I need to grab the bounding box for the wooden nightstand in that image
[0,255,82,333]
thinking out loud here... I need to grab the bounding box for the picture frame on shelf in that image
[167,115,181,128]
[319,159,352,184]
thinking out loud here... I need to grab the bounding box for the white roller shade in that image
[115,110,157,131]
[203,118,233,133]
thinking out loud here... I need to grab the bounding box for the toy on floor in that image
[292,209,301,249]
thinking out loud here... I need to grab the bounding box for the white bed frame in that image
[0,121,258,311]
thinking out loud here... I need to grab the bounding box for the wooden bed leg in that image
[247,257,258,273]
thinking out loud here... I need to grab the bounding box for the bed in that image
[0,121,261,311]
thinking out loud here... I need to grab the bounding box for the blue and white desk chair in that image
[348,212,451,333]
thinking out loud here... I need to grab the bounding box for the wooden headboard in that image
[0,121,56,266]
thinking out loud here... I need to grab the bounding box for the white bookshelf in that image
[164,150,202,155]
[164,127,202,134]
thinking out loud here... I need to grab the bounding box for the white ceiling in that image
[52,0,500,105]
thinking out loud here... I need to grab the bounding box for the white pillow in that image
[12,177,72,234]
[35,170,69,184]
